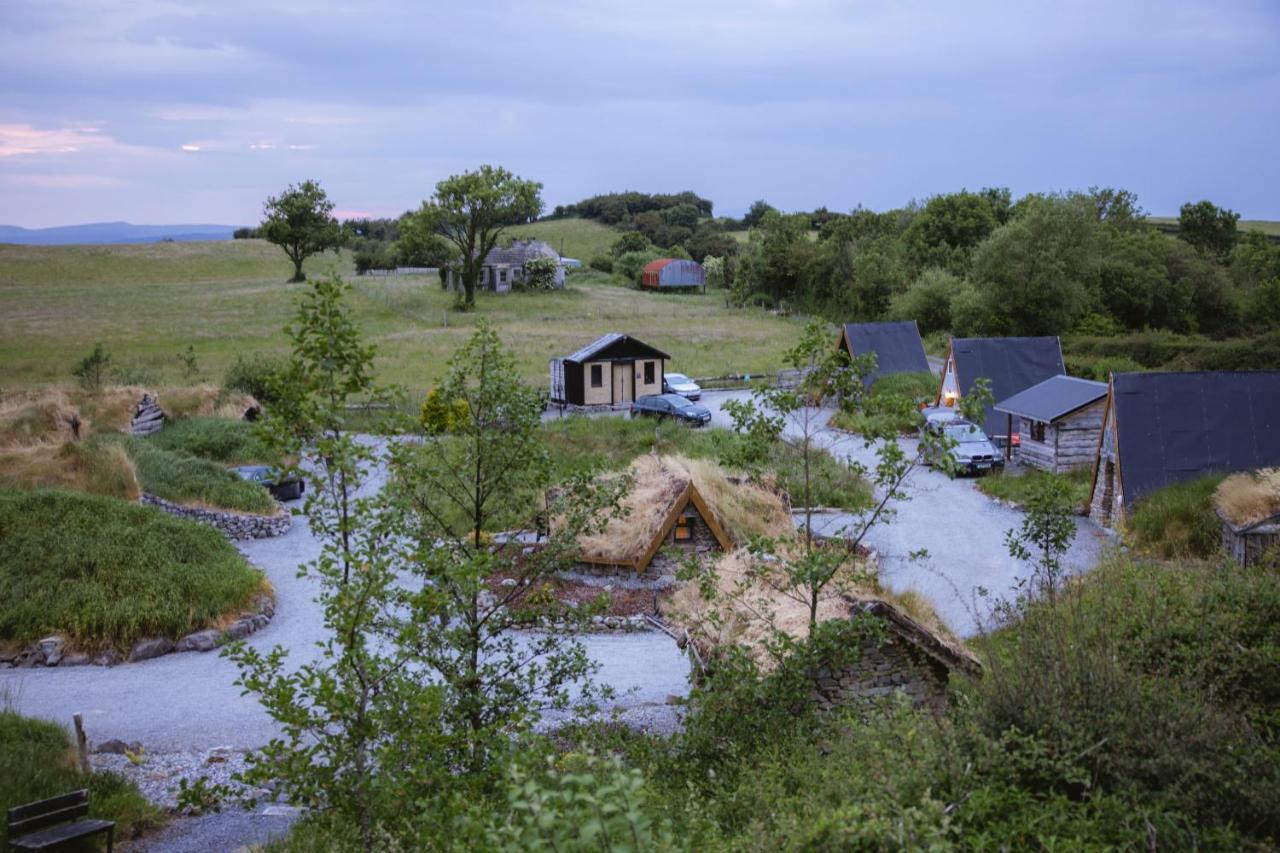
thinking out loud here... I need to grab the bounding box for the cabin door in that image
[612,362,632,403]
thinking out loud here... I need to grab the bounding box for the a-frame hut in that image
[935,336,1065,440]
[836,320,931,384]
[1087,371,1280,528]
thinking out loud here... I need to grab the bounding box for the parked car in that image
[662,372,702,400]
[230,465,305,501]
[920,405,961,427]
[921,418,1003,475]
[630,394,712,426]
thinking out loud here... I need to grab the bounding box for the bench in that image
[6,789,114,852]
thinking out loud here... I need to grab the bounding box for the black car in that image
[230,465,305,501]
[630,394,712,426]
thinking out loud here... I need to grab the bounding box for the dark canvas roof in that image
[995,375,1107,423]
[951,336,1065,435]
[841,321,930,382]
[563,333,670,364]
[1113,371,1280,506]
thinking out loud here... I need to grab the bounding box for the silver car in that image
[922,418,1003,475]
[662,372,702,400]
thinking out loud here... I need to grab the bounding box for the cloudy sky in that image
[1,0,1277,227]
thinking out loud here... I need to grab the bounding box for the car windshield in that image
[944,424,987,443]
[666,373,689,384]
[667,396,693,409]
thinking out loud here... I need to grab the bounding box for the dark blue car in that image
[630,394,712,426]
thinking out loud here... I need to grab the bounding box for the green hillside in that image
[507,217,618,260]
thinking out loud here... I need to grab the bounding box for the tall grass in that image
[148,416,275,465]
[0,489,265,651]
[0,708,163,838]
[830,370,936,437]
[977,466,1091,509]
[99,434,275,514]
[1128,475,1225,559]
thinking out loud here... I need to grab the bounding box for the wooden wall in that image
[1017,398,1105,474]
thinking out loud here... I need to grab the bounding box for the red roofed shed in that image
[641,258,705,290]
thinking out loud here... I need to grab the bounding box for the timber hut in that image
[994,375,1107,471]
[1214,470,1280,566]
[836,320,931,384]
[935,336,1065,441]
[1087,371,1280,528]
[641,258,705,290]
[549,333,668,408]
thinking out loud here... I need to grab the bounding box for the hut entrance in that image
[612,363,632,403]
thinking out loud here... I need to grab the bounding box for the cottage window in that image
[499,269,507,283]
[674,515,692,541]
[644,361,655,384]
[1030,421,1046,443]
[590,364,603,388]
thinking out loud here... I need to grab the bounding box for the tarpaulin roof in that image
[840,321,930,383]
[1113,371,1280,506]
[563,333,670,364]
[995,375,1107,423]
[950,336,1065,436]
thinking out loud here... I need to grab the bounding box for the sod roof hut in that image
[1087,371,1280,528]
[994,375,1108,472]
[935,336,1065,440]
[574,455,789,577]
[836,320,931,385]
[1214,470,1280,566]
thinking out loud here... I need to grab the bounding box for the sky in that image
[1,0,1278,228]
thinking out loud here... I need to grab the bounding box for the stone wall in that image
[141,494,291,540]
[810,628,953,713]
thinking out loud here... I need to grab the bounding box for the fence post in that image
[73,713,89,773]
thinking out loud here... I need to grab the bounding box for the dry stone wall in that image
[810,629,952,713]
[141,493,291,540]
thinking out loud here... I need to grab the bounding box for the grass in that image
[0,439,140,500]
[1146,216,1280,237]
[829,371,937,436]
[542,415,871,510]
[98,434,275,514]
[977,466,1092,509]
[1127,475,1227,559]
[0,707,164,841]
[147,416,275,465]
[506,218,620,261]
[0,489,266,652]
[1214,468,1280,528]
[0,240,802,397]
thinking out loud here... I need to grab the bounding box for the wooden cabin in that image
[935,337,1065,441]
[549,333,668,408]
[1087,371,1280,528]
[836,320,931,384]
[994,375,1107,472]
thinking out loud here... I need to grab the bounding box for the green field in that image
[1145,216,1280,237]
[0,238,801,395]
[506,217,619,260]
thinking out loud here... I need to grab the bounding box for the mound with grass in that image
[146,416,276,465]
[0,490,267,653]
[1215,468,1280,529]
[1127,475,1225,559]
[111,435,275,514]
[829,371,937,437]
[0,709,162,838]
[977,467,1091,509]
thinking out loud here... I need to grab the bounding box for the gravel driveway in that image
[0,440,690,756]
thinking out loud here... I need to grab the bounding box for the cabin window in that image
[1030,421,1046,443]
[674,515,693,541]
[590,364,603,388]
[498,269,507,283]
[644,361,655,384]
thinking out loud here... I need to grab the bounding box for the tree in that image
[741,199,777,229]
[1004,475,1077,604]
[261,180,340,282]
[395,211,456,267]
[1084,186,1145,230]
[1178,200,1240,259]
[72,343,111,390]
[903,190,1003,275]
[610,231,651,257]
[888,268,961,335]
[410,166,543,309]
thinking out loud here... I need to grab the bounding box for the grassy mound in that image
[0,490,266,652]
[1215,468,1280,529]
[1128,475,1225,559]
[0,439,140,500]
[0,708,162,839]
[99,434,274,514]
[977,467,1091,509]
[147,416,275,465]
[829,371,936,437]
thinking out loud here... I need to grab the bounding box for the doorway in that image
[612,362,632,403]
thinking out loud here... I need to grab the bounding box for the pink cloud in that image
[0,123,140,158]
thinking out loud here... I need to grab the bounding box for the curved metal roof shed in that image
[641,258,705,289]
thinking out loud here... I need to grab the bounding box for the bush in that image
[0,489,264,650]
[147,416,275,465]
[587,254,613,273]
[72,343,111,391]
[101,434,275,514]
[977,467,1091,509]
[829,371,936,437]
[223,353,288,405]
[887,268,960,335]
[0,709,163,838]
[517,256,559,292]
[1062,354,1145,381]
[1127,475,1225,559]
[1066,330,1280,371]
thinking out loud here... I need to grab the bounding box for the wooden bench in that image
[6,789,114,852]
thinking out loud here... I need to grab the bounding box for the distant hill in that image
[0,221,243,245]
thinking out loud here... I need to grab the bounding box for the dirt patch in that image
[487,572,675,619]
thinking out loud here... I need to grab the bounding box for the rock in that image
[128,637,175,662]
[95,738,142,755]
[250,614,269,631]
[60,654,91,666]
[500,578,518,587]
[94,649,123,667]
[38,635,65,658]
[225,620,253,641]
[254,595,275,618]
[177,630,220,653]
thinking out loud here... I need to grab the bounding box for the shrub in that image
[223,353,288,405]
[1062,354,1144,381]
[610,231,651,257]
[830,371,936,437]
[887,267,960,335]
[0,489,264,650]
[518,256,560,291]
[0,709,163,838]
[587,254,613,273]
[1127,474,1225,559]
[72,343,111,391]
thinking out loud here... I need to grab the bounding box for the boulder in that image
[177,630,221,653]
[60,654,91,667]
[94,649,123,667]
[128,637,174,662]
[95,738,142,755]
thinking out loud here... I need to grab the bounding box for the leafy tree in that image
[741,199,777,229]
[685,229,739,264]
[735,211,809,305]
[408,165,543,309]
[1084,186,1145,230]
[72,343,111,390]
[395,212,456,267]
[661,203,702,230]
[1230,230,1280,291]
[261,179,340,282]
[888,267,961,335]
[703,256,726,289]
[1004,475,1078,604]
[610,231,651,257]
[970,195,1100,335]
[1178,200,1240,259]
[518,256,560,291]
[903,190,1003,275]
[1097,228,1170,329]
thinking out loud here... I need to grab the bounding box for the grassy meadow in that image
[0,237,801,396]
